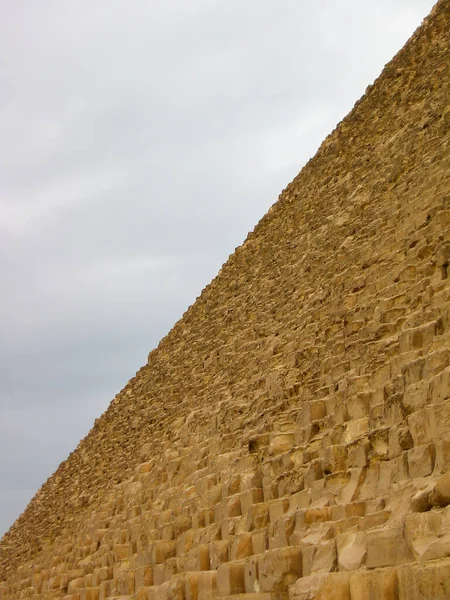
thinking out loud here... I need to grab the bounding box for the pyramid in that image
[1,1,450,598]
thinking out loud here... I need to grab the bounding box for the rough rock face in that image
[1,1,450,599]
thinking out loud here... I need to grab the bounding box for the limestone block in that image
[91,566,112,587]
[397,557,450,599]
[114,544,133,562]
[311,539,337,574]
[268,498,290,524]
[217,562,245,596]
[207,485,223,508]
[176,531,196,556]
[323,445,348,473]
[300,543,316,579]
[135,565,154,588]
[184,573,198,600]
[151,542,176,565]
[246,503,270,531]
[116,569,135,595]
[304,400,327,425]
[435,398,450,439]
[240,469,263,491]
[407,408,436,446]
[419,535,450,561]
[304,507,332,525]
[346,392,371,420]
[289,572,350,600]
[434,439,450,473]
[346,438,370,468]
[289,490,311,511]
[399,322,437,353]
[336,531,367,571]
[154,580,170,600]
[209,541,229,570]
[423,349,450,381]
[406,510,442,545]
[68,578,86,593]
[244,554,259,593]
[197,571,217,600]
[257,547,302,592]
[431,472,450,507]
[407,444,436,479]
[268,514,296,550]
[239,488,264,514]
[368,427,390,460]
[251,528,268,555]
[174,515,191,538]
[248,435,270,455]
[136,588,157,600]
[343,418,369,444]
[359,510,391,531]
[167,574,186,600]
[213,499,227,523]
[410,487,434,513]
[220,517,241,540]
[402,380,430,413]
[349,567,397,600]
[227,496,243,518]
[154,564,168,586]
[185,545,210,571]
[430,365,450,404]
[402,358,425,387]
[230,534,253,561]
[79,588,100,600]
[269,433,295,456]
[366,527,414,568]
[303,459,324,488]
[98,580,111,600]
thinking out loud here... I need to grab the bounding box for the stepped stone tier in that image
[1,1,450,599]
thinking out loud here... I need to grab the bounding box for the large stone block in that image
[257,547,302,592]
[397,558,450,599]
[152,542,177,565]
[336,531,367,571]
[349,567,398,600]
[366,527,414,568]
[185,545,210,571]
[185,571,217,600]
[217,562,245,596]
[432,472,450,507]
[407,443,436,478]
[289,572,350,600]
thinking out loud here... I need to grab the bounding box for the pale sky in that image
[0,0,437,537]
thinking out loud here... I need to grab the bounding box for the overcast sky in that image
[0,0,436,537]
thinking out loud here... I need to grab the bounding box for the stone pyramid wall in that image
[1,1,450,599]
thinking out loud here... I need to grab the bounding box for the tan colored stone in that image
[257,547,302,592]
[217,562,245,596]
[336,531,367,571]
[366,527,414,568]
[349,567,397,600]
[432,472,450,507]
[397,557,450,599]
[289,572,350,600]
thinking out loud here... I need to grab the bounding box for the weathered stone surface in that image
[1,2,450,600]
[336,531,367,572]
[349,567,397,600]
[431,472,450,507]
[289,572,350,600]
[397,558,450,599]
